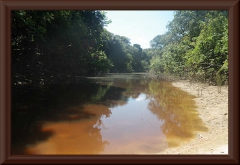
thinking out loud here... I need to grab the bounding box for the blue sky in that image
[103,10,175,49]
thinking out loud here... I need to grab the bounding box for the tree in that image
[147,10,228,84]
[12,10,112,84]
[185,11,228,84]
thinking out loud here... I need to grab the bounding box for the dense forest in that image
[147,10,228,85]
[12,10,228,85]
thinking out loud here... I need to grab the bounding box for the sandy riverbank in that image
[158,80,228,155]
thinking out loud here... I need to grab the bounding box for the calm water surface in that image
[11,73,207,154]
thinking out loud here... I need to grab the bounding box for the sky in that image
[103,10,175,49]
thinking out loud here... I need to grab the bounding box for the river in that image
[11,73,207,154]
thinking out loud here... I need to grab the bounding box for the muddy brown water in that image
[11,73,207,155]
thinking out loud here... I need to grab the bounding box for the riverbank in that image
[158,80,228,155]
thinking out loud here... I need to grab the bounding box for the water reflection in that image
[11,80,119,154]
[12,74,208,154]
[26,104,110,154]
[147,81,208,147]
[98,93,167,154]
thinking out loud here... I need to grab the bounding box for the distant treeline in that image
[12,10,149,85]
[12,10,228,85]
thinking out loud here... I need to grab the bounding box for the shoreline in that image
[158,80,228,154]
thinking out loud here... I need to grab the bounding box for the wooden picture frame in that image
[0,0,239,164]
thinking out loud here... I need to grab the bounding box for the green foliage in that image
[12,10,112,84]
[12,10,228,86]
[147,10,228,85]
[89,51,113,75]
[102,34,149,73]
[12,10,152,85]
[185,11,228,83]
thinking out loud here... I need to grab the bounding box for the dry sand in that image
[158,80,228,155]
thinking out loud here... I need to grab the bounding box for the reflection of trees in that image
[12,74,176,154]
[90,74,150,106]
[12,79,118,154]
[26,104,110,154]
[147,81,208,147]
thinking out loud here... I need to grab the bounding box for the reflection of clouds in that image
[135,93,146,101]
[99,93,167,154]
[105,99,128,108]
[20,74,208,154]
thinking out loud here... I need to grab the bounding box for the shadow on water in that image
[12,74,208,154]
[11,78,126,154]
